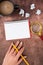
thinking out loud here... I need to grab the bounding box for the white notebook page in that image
[4,20,30,40]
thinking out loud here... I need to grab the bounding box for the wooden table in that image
[0,0,43,65]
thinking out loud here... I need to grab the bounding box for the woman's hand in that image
[2,41,26,65]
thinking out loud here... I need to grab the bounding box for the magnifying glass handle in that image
[40,35,43,40]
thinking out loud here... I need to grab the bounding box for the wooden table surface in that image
[0,0,43,65]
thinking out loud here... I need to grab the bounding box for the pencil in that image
[13,44,30,65]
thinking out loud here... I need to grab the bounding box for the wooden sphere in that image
[1,1,14,15]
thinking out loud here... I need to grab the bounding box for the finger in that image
[10,48,14,54]
[15,41,20,47]
[11,41,20,55]
[13,42,22,55]
[7,43,13,53]
[13,42,22,56]
[17,56,27,65]
[17,42,22,50]
[16,47,24,60]
[13,51,17,56]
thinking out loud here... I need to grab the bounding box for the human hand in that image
[2,41,26,65]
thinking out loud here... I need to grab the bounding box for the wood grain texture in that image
[0,0,43,65]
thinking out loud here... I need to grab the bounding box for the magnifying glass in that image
[30,22,42,36]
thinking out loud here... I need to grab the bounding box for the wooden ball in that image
[1,1,14,15]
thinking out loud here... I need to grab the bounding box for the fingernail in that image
[12,42,14,45]
[24,56,27,58]
[17,40,19,43]
[11,42,13,45]
[20,42,22,45]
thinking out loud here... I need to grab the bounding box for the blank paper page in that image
[4,20,30,40]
